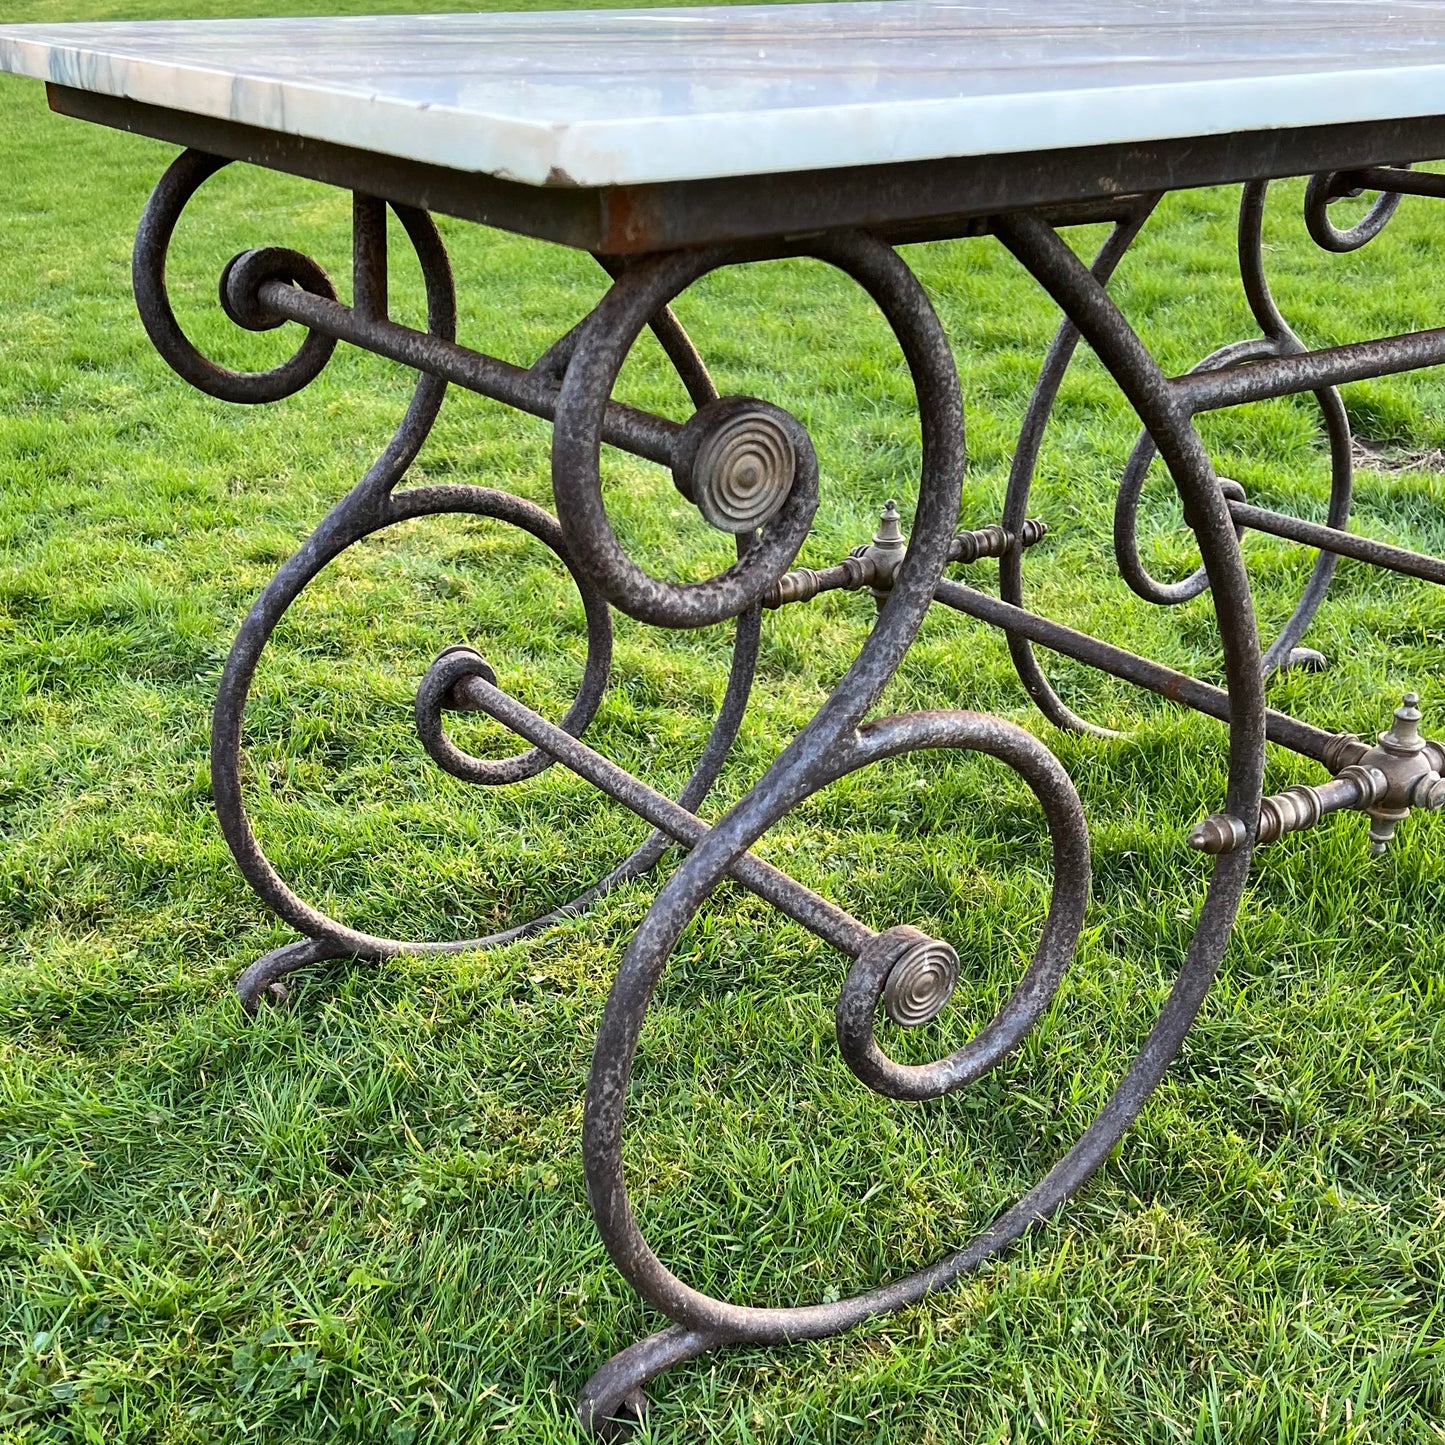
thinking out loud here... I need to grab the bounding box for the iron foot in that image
[1281,645,1331,673]
[235,936,356,1015]
[577,1326,721,1439]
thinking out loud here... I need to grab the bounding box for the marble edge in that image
[6,29,1445,188]
[0,32,567,185]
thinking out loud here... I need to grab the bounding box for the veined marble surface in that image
[4,2,1445,189]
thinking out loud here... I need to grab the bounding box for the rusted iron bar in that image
[1340,165,1445,199]
[441,664,876,958]
[1228,499,1445,586]
[930,578,1348,767]
[1175,325,1445,413]
[351,193,389,323]
[255,277,682,466]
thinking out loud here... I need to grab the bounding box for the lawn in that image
[2,3,1444,1441]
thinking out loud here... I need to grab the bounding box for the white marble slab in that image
[5,2,1445,189]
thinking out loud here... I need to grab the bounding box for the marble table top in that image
[5,2,1445,190]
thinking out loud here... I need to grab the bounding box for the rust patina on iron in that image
[114,146,1445,1432]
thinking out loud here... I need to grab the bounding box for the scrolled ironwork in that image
[191,187,770,1014]
[577,226,974,1428]
[997,193,1160,739]
[223,470,765,1013]
[553,246,821,629]
[218,244,336,333]
[834,713,1090,1102]
[1004,178,1359,740]
[134,150,341,402]
[571,213,1276,1432]
[1113,357,1255,608]
[106,135,1445,1434]
[1304,166,1406,253]
[574,213,1270,1432]
[1110,180,1354,675]
[574,703,1075,1426]
[408,499,612,789]
[219,482,606,1004]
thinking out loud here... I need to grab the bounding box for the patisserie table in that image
[3,1,1445,1433]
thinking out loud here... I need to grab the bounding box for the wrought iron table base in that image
[129,151,1444,1434]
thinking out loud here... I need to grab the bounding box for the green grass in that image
[3,3,1445,1441]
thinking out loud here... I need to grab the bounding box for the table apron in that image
[47,84,1445,252]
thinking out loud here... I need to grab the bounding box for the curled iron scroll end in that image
[1304,168,1405,254]
[133,150,340,404]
